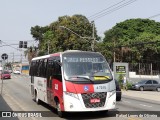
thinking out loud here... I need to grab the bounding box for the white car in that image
[13,70,21,74]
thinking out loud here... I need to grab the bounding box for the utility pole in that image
[114,38,116,62]
[11,52,14,63]
[91,21,95,51]
[21,53,22,63]
[48,40,50,54]
[59,25,95,51]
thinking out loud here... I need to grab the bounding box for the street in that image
[0,74,160,120]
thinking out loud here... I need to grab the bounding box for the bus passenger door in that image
[47,77,53,105]
[31,76,34,97]
[47,57,56,107]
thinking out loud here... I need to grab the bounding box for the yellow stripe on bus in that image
[94,76,109,80]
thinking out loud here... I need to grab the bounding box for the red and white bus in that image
[29,50,116,117]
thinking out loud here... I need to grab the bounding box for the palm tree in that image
[24,47,38,64]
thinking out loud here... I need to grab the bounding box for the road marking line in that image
[139,104,152,107]
[128,117,142,120]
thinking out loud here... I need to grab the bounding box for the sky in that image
[0,0,160,62]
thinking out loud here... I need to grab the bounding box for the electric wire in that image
[0,40,19,51]
[88,0,126,19]
[148,13,160,19]
[89,0,138,21]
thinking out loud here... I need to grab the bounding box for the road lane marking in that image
[139,104,152,108]
[128,117,142,120]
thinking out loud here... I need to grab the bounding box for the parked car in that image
[115,80,122,101]
[13,70,21,74]
[132,80,160,91]
[8,69,12,73]
[1,71,11,79]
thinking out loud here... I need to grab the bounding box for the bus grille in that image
[81,92,107,108]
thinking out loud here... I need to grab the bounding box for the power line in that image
[0,40,19,51]
[88,0,126,19]
[148,13,160,19]
[89,0,138,21]
[0,44,18,47]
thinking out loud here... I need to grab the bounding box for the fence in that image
[129,63,160,75]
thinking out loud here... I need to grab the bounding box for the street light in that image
[59,26,95,51]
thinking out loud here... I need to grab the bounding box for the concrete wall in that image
[129,72,160,79]
[129,72,160,83]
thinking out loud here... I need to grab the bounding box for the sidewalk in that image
[122,90,160,103]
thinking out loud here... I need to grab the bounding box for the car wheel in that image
[140,86,144,91]
[157,87,160,92]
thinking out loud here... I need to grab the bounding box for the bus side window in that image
[43,59,48,78]
[46,58,55,88]
[53,61,61,75]
[35,60,39,76]
[38,60,42,77]
[31,60,37,76]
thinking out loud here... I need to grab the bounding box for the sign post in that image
[113,62,129,90]
[1,53,8,95]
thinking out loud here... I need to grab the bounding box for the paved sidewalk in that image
[122,90,160,103]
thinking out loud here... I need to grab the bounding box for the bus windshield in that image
[62,52,113,82]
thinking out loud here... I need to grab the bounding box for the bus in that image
[29,50,116,117]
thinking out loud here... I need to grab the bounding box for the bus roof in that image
[31,50,101,61]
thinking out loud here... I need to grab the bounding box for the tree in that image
[30,14,98,55]
[24,47,38,64]
[103,18,160,63]
[31,25,49,41]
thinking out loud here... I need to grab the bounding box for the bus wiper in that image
[76,76,93,82]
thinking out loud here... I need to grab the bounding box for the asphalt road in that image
[0,74,160,120]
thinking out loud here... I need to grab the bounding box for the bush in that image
[126,81,133,90]
[118,74,123,88]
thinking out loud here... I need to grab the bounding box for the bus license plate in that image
[90,98,100,103]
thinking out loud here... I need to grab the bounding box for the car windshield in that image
[138,80,147,84]
[3,71,9,74]
[62,52,113,82]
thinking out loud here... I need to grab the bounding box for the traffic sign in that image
[1,53,8,60]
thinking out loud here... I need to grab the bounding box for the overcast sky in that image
[0,0,160,62]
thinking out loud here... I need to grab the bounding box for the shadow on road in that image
[38,100,118,119]
[0,95,19,120]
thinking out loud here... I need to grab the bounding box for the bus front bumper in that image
[63,91,116,112]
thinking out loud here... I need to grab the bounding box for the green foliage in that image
[31,25,49,41]
[118,74,123,88]
[103,18,160,63]
[126,82,133,90]
[30,17,160,65]
[30,14,98,54]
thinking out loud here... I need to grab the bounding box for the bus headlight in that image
[109,90,116,98]
[64,92,79,99]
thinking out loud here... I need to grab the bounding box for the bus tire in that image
[56,101,64,118]
[34,90,40,105]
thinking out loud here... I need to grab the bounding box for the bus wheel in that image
[56,102,64,118]
[34,90,40,104]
